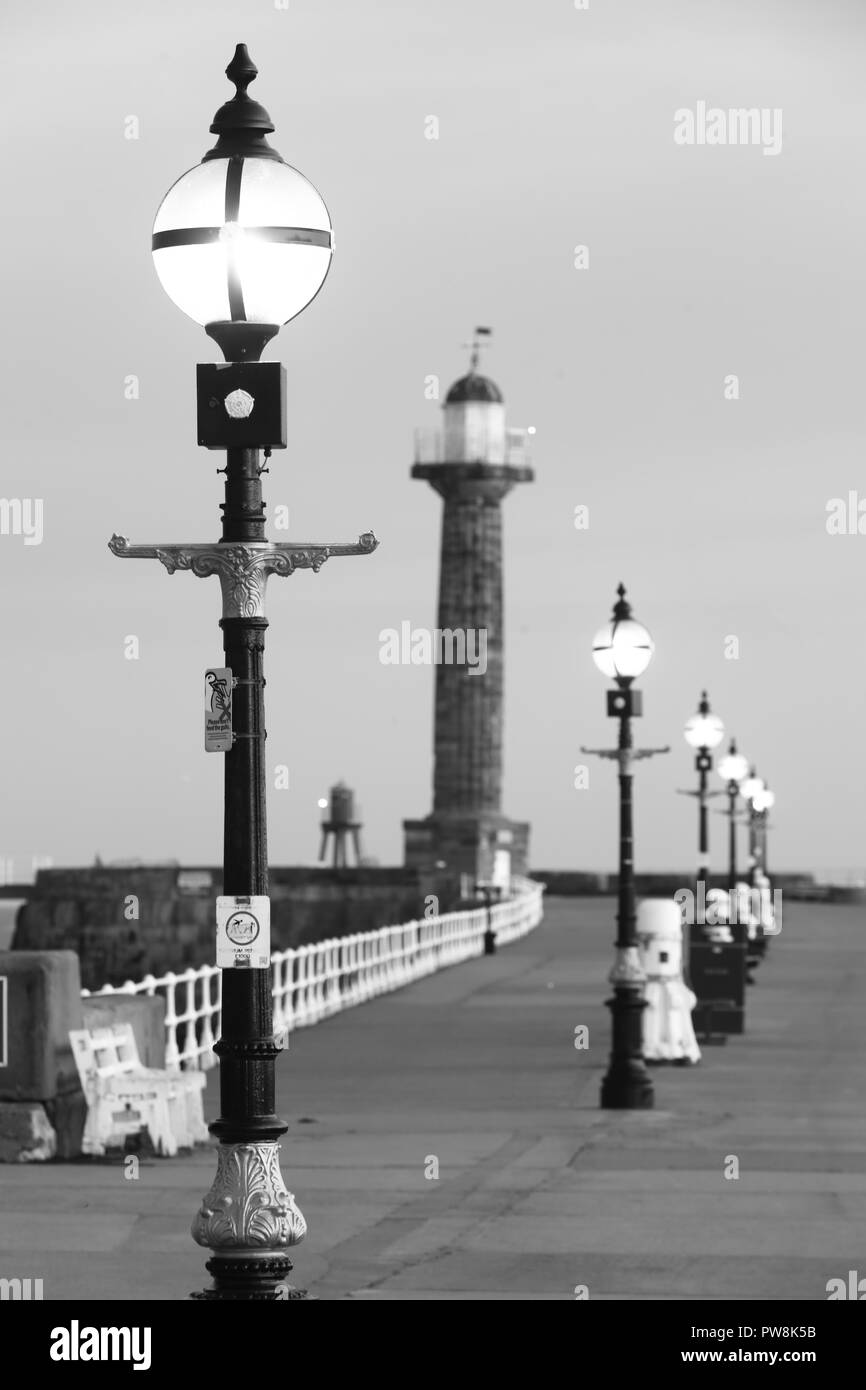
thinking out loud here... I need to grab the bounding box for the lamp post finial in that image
[613,583,631,621]
[226,43,258,96]
[204,42,281,161]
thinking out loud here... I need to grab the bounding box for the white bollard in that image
[638,899,701,1065]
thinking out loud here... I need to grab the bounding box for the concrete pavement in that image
[1,895,864,1300]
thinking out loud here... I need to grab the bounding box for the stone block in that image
[0,1101,57,1162]
[0,951,83,1102]
[81,991,166,1070]
[45,1090,87,1160]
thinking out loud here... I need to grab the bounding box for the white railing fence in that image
[81,877,545,1072]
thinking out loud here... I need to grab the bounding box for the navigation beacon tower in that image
[403,330,533,884]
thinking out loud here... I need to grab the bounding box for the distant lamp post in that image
[582,584,669,1110]
[475,881,503,955]
[752,785,775,880]
[738,767,765,884]
[716,740,750,893]
[682,692,725,886]
[110,44,377,1301]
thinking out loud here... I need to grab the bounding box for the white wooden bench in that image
[69,1024,208,1157]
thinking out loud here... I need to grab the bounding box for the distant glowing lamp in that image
[717,743,749,785]
[739,769,765,803]
[684,691,724,750]
[753,787,775,813]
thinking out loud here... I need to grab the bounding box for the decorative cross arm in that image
[108,533,378,619]
[580,744,671,770]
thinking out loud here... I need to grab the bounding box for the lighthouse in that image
[403,331,533,884]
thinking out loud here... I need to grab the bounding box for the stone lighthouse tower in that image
[403,331,533,884]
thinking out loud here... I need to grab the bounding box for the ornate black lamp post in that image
[582,584,669,1110]
[738,766,765,885]
[752,785,775,880]
[681,692,725,887]
[110,45,377,1300]
[475,881,503,955]
[716,739,749,895]
[748,782,775,962]
[737,766,765,978]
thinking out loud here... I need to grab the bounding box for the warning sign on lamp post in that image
[205,667,233,752]
[216,896,271,970]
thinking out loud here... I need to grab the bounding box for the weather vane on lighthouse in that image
[462,325,492,374]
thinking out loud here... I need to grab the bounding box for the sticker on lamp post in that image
[216,896,271,970]
[205,667,233,752]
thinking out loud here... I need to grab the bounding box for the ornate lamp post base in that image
[191,1141,308,1301]
[600,946,654,1109]
[600,993,655,1108]
[193,1260,305,1301]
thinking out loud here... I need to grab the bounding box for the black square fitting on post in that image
[197,362,287,450]
[696,750,713,772]
[607,687,643,718]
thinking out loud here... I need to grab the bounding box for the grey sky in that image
[1,0,864,875]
